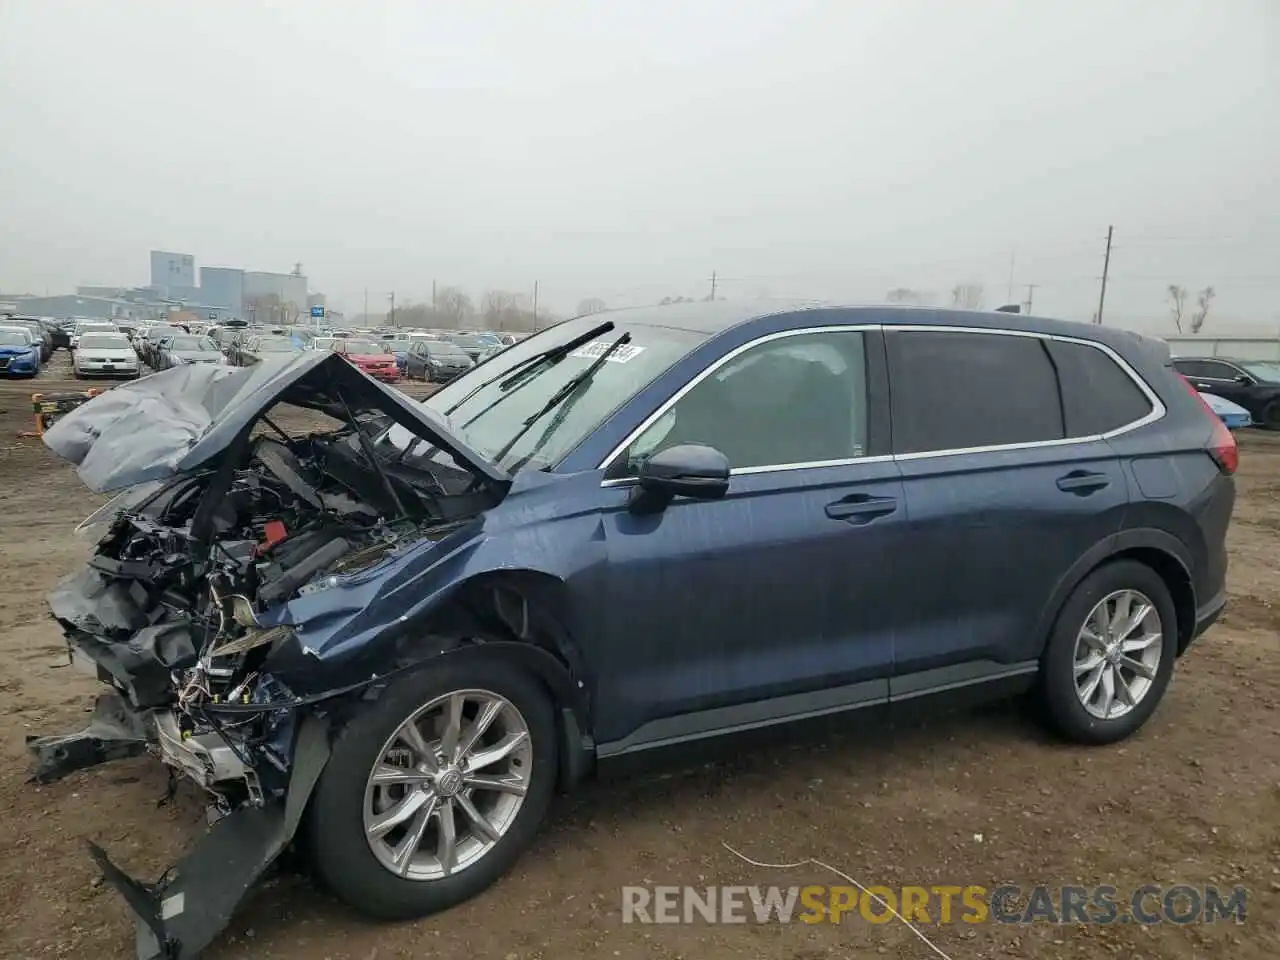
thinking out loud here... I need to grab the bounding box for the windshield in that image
[79,333,130,349]
[339,339,385,354]
[170,335,217,351]
[381,316,704,471]
[255,338,297,352]
[1240,361,1280,382]
[148,326,181,340]
[77,324,114,334]
[0,330,31,346]
[386,340,410,353]
[426,342,468,358]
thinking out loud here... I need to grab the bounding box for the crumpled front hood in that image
[0,345,34,357]
[43,350,509,493]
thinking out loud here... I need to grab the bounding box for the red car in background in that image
[330,338,401,382]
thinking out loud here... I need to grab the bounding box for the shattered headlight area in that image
[28,355,509,959]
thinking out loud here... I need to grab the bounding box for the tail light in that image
[1177,373,1238,475]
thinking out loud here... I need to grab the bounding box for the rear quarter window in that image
[1045,340,1153,436]
[886,330,1065,455]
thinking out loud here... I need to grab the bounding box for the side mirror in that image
[629,443,730,513]
[1235,374,1253,385]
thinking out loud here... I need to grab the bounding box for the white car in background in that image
[72,331,140,379]
[70,320,119,349]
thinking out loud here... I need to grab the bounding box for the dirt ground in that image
[0,351,1277,960]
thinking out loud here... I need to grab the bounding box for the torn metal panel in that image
[26,691,151,783]
[89,716,329,960]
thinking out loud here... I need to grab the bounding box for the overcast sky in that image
[2,0,1276,329]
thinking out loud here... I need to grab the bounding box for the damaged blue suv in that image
[32,300,1236,958]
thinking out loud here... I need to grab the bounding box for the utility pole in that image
[709,271,718,301]
[1023,283,1038,315]
[431,280,437,311]
[1006,248,1017,302]
[532,281,539,330]
[363,288,368,322]
[1096,225,1114,325]
[388,292,395,327]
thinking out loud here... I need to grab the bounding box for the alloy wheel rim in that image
[1073,589,1163,721]
[363,688,532,881]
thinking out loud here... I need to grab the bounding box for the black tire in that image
[1260,401,1280,431]
[307,655,558,920]
[1040,559,1178,745]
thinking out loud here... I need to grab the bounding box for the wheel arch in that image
[390,568,596,789]
[1035,529,1197,660]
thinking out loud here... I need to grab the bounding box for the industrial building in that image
[8,251,317,323]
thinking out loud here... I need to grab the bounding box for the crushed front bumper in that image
[28,690,331,959]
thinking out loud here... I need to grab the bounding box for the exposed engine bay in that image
[44,428,480,803]
[27,352,510,959]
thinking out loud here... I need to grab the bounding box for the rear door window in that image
[1044,339,1153,436]
[886,330,1065,455]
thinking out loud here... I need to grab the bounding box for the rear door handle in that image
[825,495,898,523]
[1056,471,1110,494]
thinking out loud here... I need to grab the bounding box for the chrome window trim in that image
[597,323,1165,485]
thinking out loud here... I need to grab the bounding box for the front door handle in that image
[825,495,898,524]
[1056,471,1110,495]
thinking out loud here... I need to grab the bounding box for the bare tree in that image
[1190,286,1215,334]
[577,298,608,316]
[1167,284,1188,334]
[434,286,473,327]
[481,290,538,331]
[950,283,984,310]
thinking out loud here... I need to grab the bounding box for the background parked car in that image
[0,326,41,377]
[405,337,474,382]
[1200,392,1253,430]
[72,331,140,379]
[4,317,53,361]
[1172,357,1280,430]
[69,320,118,351]
[231,335,302,366]
[136,324,184,366]
[153,334,224,370]
[330,337,400,381]
[446,331,504,363]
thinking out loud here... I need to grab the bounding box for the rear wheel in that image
[308,657,557,920]
[1040,560,1177,745]
[1260,400,1280,431]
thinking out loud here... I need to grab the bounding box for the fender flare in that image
[1031,528,1195,658]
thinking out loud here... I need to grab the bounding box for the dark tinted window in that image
[1046,340,1152,436]
[1197,360,1242,379]
[1172,359,1210,378]
[619,330,869,472]
[886,331,1064,454]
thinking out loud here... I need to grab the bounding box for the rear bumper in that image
[1184,589,1228,653]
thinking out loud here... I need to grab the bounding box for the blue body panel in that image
[256,304,1233,758]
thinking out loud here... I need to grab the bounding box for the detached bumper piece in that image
[27,691,150,783]
[89,804,287,960]
[65,715,328,959]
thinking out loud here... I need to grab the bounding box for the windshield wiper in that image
[443,320,614,418]
[494,332,632,469]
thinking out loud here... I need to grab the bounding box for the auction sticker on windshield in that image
[569,341,646,363]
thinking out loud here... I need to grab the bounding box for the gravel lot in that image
[0,350,1278,959]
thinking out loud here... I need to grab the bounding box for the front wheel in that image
[307,656,557,920]
[1040,560,1177,745]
